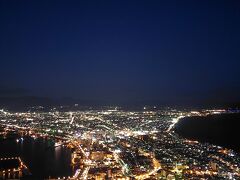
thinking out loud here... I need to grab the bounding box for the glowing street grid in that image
[0,108,239,179]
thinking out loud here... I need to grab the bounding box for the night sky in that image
[0,0,240,106]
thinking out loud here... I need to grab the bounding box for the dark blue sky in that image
[0,0,240,105]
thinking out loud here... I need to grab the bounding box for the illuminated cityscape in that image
[1,0,240,179]
[0,107,239,179]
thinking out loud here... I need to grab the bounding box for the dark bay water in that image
[0,136,74,179]
[175,113,240,152]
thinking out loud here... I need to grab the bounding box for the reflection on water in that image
[0,136,73,179]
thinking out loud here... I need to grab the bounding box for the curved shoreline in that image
[0,136,73,179]
[174,113,240,152]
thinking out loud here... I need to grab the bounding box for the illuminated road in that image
[167,115,185,132]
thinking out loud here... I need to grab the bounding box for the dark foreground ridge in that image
[175,113,240,152]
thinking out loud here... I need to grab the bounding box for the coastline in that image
[0,135,73,179]
[174,113,240,152]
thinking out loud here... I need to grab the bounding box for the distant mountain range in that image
[0,96,56,111]
[0,96,240,111]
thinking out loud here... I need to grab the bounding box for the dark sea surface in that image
[175,113,240,152]
[0,136,74,179]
